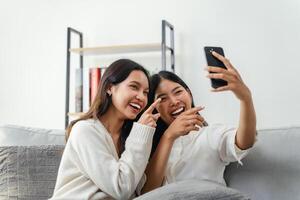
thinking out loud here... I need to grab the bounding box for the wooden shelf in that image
[68,112,85,118]
[69,43,162,55]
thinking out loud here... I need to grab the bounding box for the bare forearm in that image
[236,95,257,150]
[141,135,174,194]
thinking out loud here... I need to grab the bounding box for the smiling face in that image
[155,78,192,125]
[109,70,149,120]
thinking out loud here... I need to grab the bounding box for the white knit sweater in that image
[50,119,155,200]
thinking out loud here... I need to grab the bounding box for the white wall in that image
[0,0,299,129]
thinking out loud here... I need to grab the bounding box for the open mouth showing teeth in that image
[129,103,141,111]
[171,107,185,117]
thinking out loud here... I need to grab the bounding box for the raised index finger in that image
[212,51,240,76]
[211,51,233,70]
[211,51,226,62]
[145,98,161,114]
[183,106,205,115]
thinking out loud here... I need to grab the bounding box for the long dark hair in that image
[148,71,197,157]
[66,59,150,153]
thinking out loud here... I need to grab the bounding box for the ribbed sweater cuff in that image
[127,122,155,143]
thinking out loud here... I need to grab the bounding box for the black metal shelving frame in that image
[65,28,83,128]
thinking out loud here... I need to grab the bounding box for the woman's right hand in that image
[138,98,161,128]
[164,106,206,141]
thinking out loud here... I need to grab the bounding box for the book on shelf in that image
[82,68,90,112]
[90,67,102,105]
[75,68,83,112]
[74,66,106,114]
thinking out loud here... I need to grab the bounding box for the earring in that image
[107,91,112,97]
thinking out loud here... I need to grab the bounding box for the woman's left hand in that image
[205,51,252,102]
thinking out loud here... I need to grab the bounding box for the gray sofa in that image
[0,124,299,200]
[225,126,300,199]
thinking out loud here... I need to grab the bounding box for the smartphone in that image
[204,46,228,89]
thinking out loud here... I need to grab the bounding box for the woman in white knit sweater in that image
[141,51,257,194]
[51,59,161,200]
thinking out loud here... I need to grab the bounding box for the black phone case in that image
[204,46,228,89]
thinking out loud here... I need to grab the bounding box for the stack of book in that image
[75,67,106,113]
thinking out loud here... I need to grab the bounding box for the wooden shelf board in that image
[68,112,85,118]
[69,43,161,55]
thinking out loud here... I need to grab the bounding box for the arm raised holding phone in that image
[205,50,256,150]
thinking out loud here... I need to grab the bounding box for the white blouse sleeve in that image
[208,124,250,165]
[218,129,249,165]
[69,121,155,200]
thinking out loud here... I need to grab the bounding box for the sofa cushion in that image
[224,126,300,200]
[0,124,65,146]
[0,145,64,200]
[135,180,249,200]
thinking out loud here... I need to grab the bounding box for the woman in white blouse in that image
[51,59,161,200]
[141,51,257,194]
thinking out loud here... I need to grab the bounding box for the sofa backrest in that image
[224,126,300,200]
[0,124,65,146]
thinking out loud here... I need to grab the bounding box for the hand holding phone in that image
[204,46,228,89]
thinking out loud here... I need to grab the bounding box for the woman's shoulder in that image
[72,118,95,127]
[71,119,96,132]
[69,119,107,143]
[66,119,114,158]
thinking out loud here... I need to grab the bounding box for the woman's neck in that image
[99,107,125,157]
[99,107,124,137]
